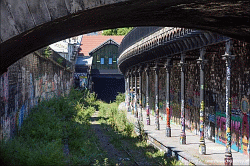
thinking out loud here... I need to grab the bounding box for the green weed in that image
[0,89,107,165]
[97,93,183,166]
[115,92,125,105]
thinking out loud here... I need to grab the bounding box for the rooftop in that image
[78,33,124,56]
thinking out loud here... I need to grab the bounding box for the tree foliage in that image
[102,27,133,36]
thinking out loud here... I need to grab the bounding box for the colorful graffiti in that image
[215,111,249,154]
[139,40,250,155]
[3,72,9,103]
[0,52,73,141]
[79,76,87,88]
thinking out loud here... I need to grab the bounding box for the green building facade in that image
[90,39,119,70]
[89,39,124,102]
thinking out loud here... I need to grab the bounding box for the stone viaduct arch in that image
[1,0,250,74]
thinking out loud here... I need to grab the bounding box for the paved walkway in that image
[126,109,250,165]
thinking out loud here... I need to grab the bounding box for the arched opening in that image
[1,0,250,74]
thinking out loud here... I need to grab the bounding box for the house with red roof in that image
[74,32,125,102]
[78,33,124,57]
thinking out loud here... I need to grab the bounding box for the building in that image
[49,36,82,62]
[75,32,124,102]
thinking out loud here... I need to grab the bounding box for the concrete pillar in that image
[154,62,160,130]
[222,40,235,166]
[134,67,138,118]
[179,52,186,144]
[145,65,150,125]
[165,58,172,137]
[138,66,143,121]
[197,47,207,155]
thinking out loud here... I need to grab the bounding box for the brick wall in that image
[0,49,73,141]
[141,39,249,155]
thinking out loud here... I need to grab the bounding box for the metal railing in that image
[118,27,163,55]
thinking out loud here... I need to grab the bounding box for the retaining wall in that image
[0,50,73,141]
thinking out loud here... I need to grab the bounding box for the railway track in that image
[105,127,163,166]
[91,111,164,166]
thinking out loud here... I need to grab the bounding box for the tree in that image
[102,27,133,36]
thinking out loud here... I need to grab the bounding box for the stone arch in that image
[1,0,249,73]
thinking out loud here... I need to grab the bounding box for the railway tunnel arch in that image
[1,0,250,74]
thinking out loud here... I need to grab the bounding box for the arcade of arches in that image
[1,0,250,74]
[118,27,250,165]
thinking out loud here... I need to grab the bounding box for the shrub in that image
[115,92,125,105]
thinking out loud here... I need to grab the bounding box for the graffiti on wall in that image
[163,40,250,155]
[0,52,73,141]
[18,104,26,128]
[3,72,9,103]
[79,76,87,88]
[215,111,249,154]
[215,95,250,155]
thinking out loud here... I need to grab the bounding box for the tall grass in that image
[0,89,106,165]
[98,101,134,138]
[97,93,183,166]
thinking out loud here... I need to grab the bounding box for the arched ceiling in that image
[1,0,249,74]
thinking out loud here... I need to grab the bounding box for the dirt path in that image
[90,111,133,165]
[90,111,162,166]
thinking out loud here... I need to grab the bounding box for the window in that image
[109,58,112,64]
[97,54,100,61]
[101,58,104,64]
[117,58,119,64]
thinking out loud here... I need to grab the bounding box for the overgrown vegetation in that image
[1,90,182,165]
[42,46,52,58]
[97,94,183,165]
[0,89,107,165]
[115,92,125,105]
